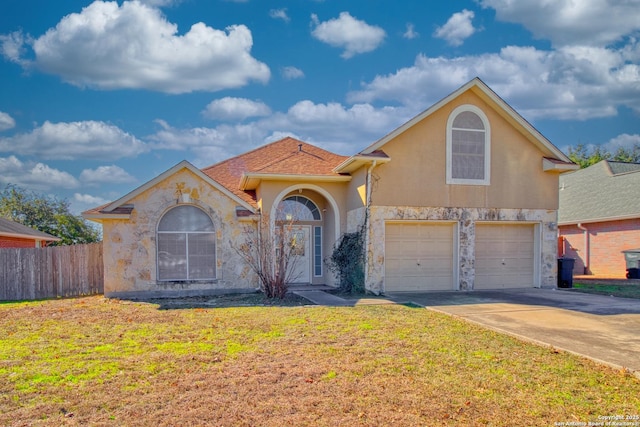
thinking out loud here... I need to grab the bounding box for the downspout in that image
[577,223,589,275]
[364,161,378,293]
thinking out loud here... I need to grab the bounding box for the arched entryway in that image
[271,185,341,285]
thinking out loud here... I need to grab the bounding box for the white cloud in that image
[0,31,28,65]
[0,155,79,190]
[149,99,410,164]
[5,1,270,93]
[79,165,136,185]
[202,97,271,121]
[480,0,640,47]
[0,121,148,160]
[138,0,182,6]
[434,9,476,46]
[269,8,290,23]
[0,112,15,131]
[348,44,640,121]
[603,133,640,152]
[403,23,419,40]
[148,120,256,164]
[311,12,386,59]
[282,66,305,80]
[73,193,109,206]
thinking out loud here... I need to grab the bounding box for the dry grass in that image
[1,295,639,426]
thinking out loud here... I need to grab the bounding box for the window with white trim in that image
[446,105,490,185]
[276,195,321,221]
[157,205,216,281]
[314,226,322,277]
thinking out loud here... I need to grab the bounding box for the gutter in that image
[577,223,589,274]
[363,161,378,293]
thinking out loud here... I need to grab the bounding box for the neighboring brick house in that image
[0,217,61,248]
[558,160,640,277]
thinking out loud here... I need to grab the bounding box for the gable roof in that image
[83,160,256,220]
[0,217,61,242]
[337,77,575,172]
[202,137,350,205]
[84,137,350,219]
[558,160,640,225]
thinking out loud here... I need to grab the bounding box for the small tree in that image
[234,214,303,299]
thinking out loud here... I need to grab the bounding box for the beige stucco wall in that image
[101,168,257,297]
[361,206,558,294]
[371,91,560,210]
[345,168,367,212]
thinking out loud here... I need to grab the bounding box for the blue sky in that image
[1,0,639,214]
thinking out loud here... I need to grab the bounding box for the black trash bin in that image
[622,249,640,279]
[557,257,575,288]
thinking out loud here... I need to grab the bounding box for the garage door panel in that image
[475,224,536,289]
[385,223,455,292]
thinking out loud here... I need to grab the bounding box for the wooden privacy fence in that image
[0,243,103,301]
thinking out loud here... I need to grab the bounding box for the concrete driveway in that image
[385,288,640,377]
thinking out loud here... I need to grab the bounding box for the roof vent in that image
[298,143,302,152]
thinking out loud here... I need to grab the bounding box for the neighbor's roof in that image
[558,160,640,225]
[0,217,61,242]
[202,137,349,206]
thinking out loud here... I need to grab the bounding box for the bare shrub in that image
[234,214,303,299]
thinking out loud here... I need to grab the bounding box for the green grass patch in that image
[0,295,638,426]
[570,282,640,299]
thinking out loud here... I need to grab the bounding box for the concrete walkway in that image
[386,288,640,378]
[292,289,398,306]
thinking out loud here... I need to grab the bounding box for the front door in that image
[288,225,311,284]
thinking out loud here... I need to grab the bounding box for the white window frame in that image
[446,104,491,186]
[313,225,322,277]
[156,205,216,282]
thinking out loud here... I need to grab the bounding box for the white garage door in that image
[385,222,455,292]
[475,223,536,289]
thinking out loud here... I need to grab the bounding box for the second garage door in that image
[384,222,456,292]
[475,223,536,289]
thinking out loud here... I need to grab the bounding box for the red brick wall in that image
[0,236,40,248]
[559,218,640,278]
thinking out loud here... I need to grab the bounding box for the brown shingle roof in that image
[84,137,349,217]
[202,137,348,206]
[0,217,61,241]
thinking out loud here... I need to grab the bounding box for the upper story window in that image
[446,105,491,185]
[157,205,216,281]
[276,195,321,222]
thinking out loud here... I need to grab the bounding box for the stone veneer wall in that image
[102,169,258,298]
[348,206,558,294]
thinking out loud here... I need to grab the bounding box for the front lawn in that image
[570,282,640,299]
[1,295,638,426]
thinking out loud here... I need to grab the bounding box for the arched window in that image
[276,196,321,221]
[446,105,490,185]
[157,205,216,281]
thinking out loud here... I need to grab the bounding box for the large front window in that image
[446,105,491,185]
[157,205,216,281]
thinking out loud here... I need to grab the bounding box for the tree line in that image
[567,143,640,169]
[0,185,101,245]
